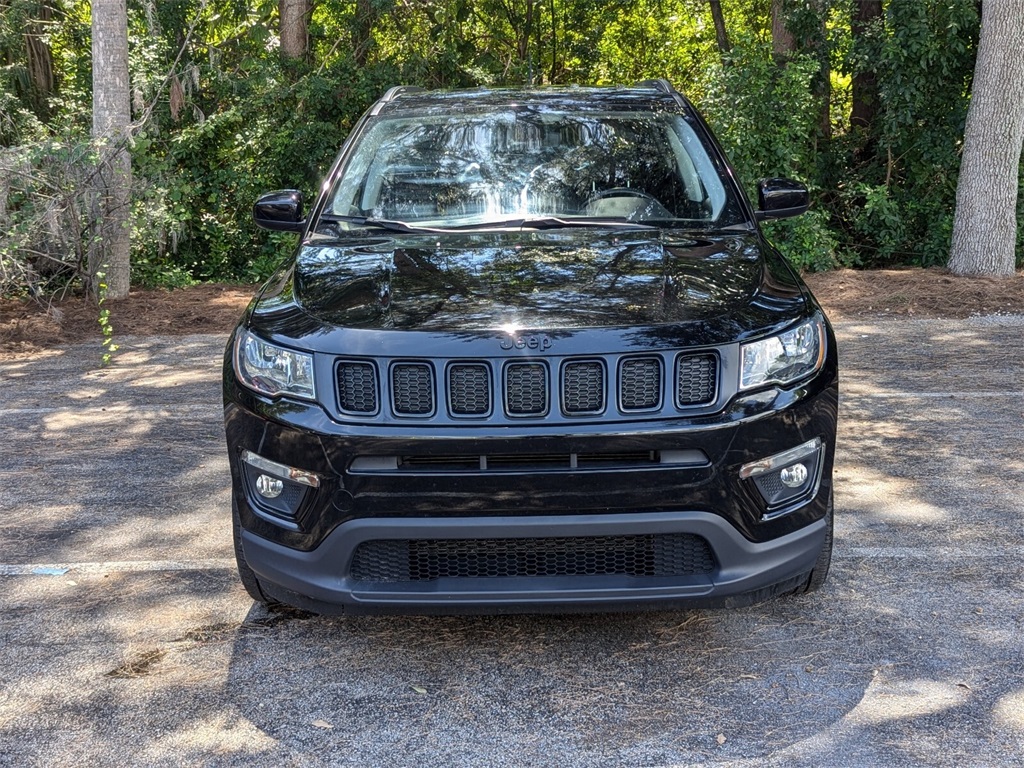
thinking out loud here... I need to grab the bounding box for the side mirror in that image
[755,178,809,221]
[253,190,305,232]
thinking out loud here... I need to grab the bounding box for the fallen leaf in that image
[311,719,333,729]
[716,734,726,745]
[411,685,428,695]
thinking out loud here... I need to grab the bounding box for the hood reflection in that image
[285,230,791,333]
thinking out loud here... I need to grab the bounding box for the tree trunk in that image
[949,2,1024,277]
[708,0,731,57]
[24,1,56,119]
[771,0,794,61]
[813,4,830,140]
[850,0,882,130]
[548,0,557,83]
[279,0,309,61]
[91,0,131,300]
[353,0,375,67]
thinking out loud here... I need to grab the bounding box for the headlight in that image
[740,316,825,390]
[234,330,316,400]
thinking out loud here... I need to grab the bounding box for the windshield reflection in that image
[328,108,743,230]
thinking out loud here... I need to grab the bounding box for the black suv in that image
[224,80,838,615]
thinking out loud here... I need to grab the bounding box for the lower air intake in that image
[350,533,716,582]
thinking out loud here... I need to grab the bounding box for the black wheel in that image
[796,491,833,594]
[232,497,278,606]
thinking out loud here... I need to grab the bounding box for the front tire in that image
[232,497,278,606]
[796,491,833,594]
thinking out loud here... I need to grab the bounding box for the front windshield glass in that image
[327,108,745,229]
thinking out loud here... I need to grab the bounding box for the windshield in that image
[325,108,746,230]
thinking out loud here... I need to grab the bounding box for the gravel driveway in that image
[1,316,1022,767]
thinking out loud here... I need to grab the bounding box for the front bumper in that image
[241,510,827,615]
[224,350,837,613]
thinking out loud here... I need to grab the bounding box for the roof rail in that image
[371,86,427,115]
[633,78,674,94]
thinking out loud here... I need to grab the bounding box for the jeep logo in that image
[499,334,553,352]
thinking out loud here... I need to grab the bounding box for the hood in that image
[250,229,809,347]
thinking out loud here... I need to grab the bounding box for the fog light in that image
[780,463,808,488]
[740,437,823,515]
[255,474,284,498]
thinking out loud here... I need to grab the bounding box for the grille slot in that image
[505,363,548,416]
[394,451,659,473]
[676,353,718,406]
[336,362,378,414]
[400,455,481,471]
[577,451,657,466]
[350,534,716,582]
[448,364,491,416]
[391,363,434,416]
[619,357,662,411]
[562,361,605,414]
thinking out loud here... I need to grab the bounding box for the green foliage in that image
[0,137,101,296]
[831,0,980,268]
[764,208,842,272]
[701,41,821,190]
[1,0,1017,297]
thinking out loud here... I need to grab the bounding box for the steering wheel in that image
[586,187,662,206]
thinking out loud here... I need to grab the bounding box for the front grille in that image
[350,533,716,582]
[505,363,548,415]
[676,353,718,406]
[562,361,604,414]
[333,351,719,422]
[392,363,434,415]
[336,362,378,414]
[448,364,490,416]
[620,358,662,410]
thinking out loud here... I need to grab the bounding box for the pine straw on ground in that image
[1,268,1023,357]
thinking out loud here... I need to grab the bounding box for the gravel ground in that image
[1,318,1022,767]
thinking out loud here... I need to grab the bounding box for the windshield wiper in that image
[321,214,658,233]
[450,217,657,231]
[643,219,755,234]
[320,214,434,233]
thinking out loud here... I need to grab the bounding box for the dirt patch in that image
[2,268,1023,356]
[804,267,1024,321]
[0,283,254,357]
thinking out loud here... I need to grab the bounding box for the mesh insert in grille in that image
[619,358,662,410]
[505,363,548,415]
[336,362,378,414]
[562,361,604,413]
[448,364,491,416]
[676,353,718,406]
[350,534,716,582]
[392,363,434,415]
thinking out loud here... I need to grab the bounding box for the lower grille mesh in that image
[620,358,662,410]
[676,353,717,406]
[350,534,716,582]
[392,363,434,415]
[563,361,604,413]
[505,363,548,415]
[449,364,490,415]
[336,362,378,414]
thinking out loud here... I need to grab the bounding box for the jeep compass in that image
[223,80,839,615]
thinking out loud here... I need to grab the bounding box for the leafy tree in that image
[0,0,1018,300]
